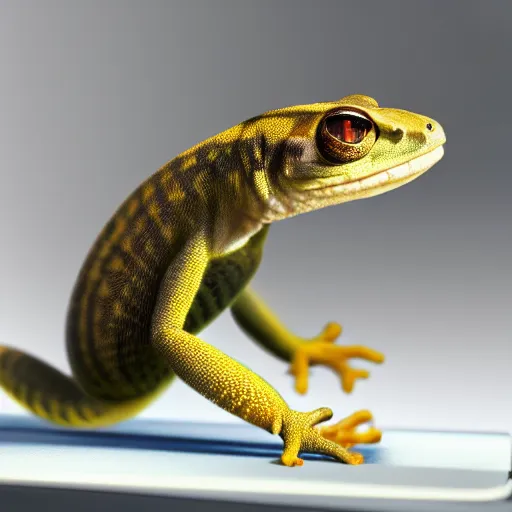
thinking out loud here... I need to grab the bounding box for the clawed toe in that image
[318,409,382,448]
[338,363,370,393]
[281,454,304,467]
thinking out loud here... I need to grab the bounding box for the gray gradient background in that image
[0,0,510,433]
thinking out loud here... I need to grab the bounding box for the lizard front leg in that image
[150,237,364,466]
[231,286,383,447]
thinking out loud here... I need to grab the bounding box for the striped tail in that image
[0,345,168,428]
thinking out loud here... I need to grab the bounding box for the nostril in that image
[426,123,433,131]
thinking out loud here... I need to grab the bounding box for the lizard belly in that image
[183,230,266,334]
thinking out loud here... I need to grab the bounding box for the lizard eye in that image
[317,110,376,163]
[326,113,372,144]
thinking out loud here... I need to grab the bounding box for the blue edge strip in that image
[0,416,378,463]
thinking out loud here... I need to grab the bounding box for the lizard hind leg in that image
[0,345,167,428]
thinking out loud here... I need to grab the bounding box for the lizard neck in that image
[153,131,272,256]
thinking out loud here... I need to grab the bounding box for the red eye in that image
[316,109,376,163]
[325,113,372,144]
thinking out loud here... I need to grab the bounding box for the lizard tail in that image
[0,345,165,428]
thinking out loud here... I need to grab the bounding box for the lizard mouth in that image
[313,144,445,198]
[270,144,445,220]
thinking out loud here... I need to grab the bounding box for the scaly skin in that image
[0,95,445,466]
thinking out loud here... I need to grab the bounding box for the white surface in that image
[1,416,511,506]
[0,444,511,505]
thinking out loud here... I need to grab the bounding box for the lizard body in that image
[0,95,445,465]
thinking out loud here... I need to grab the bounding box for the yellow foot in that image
[317,409,382,449]
[289,322,385,394]
[279,407,364,467]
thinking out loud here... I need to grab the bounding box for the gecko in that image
[0,94,445,466]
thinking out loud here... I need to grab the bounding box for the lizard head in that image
[257,94,446,220]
